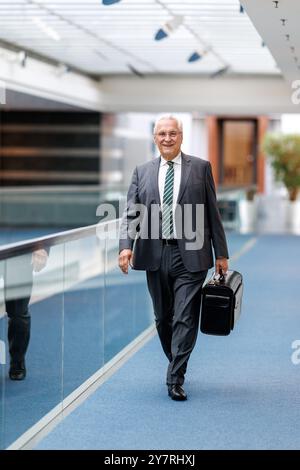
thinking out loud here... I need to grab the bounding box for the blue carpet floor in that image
[35,234,300,450]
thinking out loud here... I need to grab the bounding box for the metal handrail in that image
[0,218,121,261]
[0,184,128,194]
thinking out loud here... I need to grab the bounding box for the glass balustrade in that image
[63,231,105,398]
[0,220,153,449]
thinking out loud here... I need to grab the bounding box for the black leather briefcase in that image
[200,270,243,336]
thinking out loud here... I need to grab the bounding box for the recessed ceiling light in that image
[188,52,202,63]
[154,16,184,41]
[102,0,121,5]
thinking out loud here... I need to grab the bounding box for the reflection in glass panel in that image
[63,232,104,398]
[2,245,64,448]
[104,221,153,363]
[131,269,153,338]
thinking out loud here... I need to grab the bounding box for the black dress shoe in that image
[168,384,187,401]
[9,361,26,381]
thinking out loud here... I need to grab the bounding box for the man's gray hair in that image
[153,115,183,134]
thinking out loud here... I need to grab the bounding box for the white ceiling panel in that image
[0,0,280,76]
[242,0,300,86]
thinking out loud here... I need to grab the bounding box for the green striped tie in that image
[162,161,174,239]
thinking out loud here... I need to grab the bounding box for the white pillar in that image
[191,113,208,159]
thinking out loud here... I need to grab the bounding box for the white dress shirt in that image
[158,152,182,238]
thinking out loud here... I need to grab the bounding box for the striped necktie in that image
[162,161,174,239]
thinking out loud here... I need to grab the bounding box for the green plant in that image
[262,133,300,201]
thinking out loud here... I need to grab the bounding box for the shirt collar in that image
[160,152,182,167]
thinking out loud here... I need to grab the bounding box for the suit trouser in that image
[146,244,207,386]
[2,255,33,364]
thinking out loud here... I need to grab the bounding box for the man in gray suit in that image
[119,115,229,401]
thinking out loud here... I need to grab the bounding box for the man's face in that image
[154,119,183,160]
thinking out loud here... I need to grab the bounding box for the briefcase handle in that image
[213,271,226,283]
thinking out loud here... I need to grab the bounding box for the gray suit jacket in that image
[119,152,229,272]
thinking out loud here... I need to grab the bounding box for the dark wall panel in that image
[0,110,101,186]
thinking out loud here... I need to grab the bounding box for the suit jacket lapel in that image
[150,157,161,205]
[177,152,191,203]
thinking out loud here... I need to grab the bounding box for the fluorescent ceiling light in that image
[31,16,61,41]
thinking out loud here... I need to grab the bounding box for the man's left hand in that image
[215,257,228,275]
